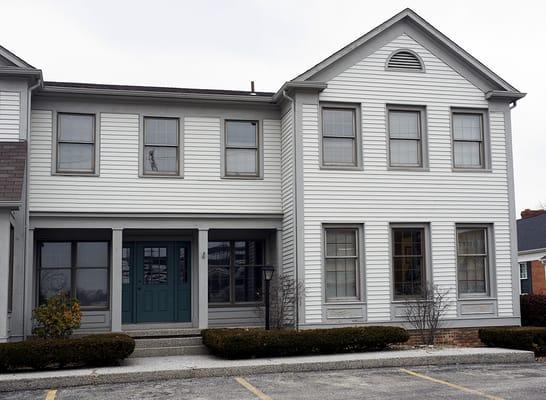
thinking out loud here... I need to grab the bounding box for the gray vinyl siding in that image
[208,307,262,327]
[301,34,513,324]
[29,111,281,213]
[0,91,20,141]
[280,104,296,322]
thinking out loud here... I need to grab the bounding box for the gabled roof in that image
[292,8,524,100]
[0,44,36,69]
[518,213,546,252]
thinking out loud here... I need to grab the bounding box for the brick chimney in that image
[521,209,546,219]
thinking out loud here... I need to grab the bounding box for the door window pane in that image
[179,247,188,283]
[457,227,488,295]
[392,228,425,299]
[324,228,359,300]
[122,247,131,285]
[143,247,168,284]
[75,269,108,307]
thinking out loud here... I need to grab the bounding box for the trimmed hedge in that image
[0,333,135,371]
[479,327,546,356]
[202,326,409,359]
[520,295,546,327]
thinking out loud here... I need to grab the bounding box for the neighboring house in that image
[0,8,526,343]
[517,209,546,295]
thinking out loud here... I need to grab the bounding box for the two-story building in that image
[0,9,525,343]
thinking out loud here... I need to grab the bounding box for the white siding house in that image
[0,9,525,343]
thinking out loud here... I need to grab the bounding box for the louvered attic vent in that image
[387,50,423,71]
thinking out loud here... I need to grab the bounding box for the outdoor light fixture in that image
[262,265,274,330]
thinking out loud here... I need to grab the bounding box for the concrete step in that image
[125,328,201,338]
[130,345,209,358]
[134,336,202,348]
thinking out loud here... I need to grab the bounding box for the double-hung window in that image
[388,107,424,167]
[452,111,486,169]
[321,107,358,167]
[457,226,489,296]
[38,241,110,309]
[208,240,264,304]
[324,227,360,301]
[224,120,259,177]
[56,113,96,174]
[143,117,179,175]
[392,227,426,299]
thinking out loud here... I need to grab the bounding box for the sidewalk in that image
[0,347,535,392]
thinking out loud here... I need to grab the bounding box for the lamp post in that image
[262,265,274,330]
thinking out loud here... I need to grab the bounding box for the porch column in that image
[198,228,209,329]
[23,227,34,338]
[0,212,10,342]
[111,228,123,332]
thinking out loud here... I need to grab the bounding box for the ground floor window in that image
[324,227,360,301]
[456,226,489,296]
[392,226,426,299]
[208,240,264,305]
[38,241,109,309]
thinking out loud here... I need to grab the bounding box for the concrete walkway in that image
[0,347,535,392]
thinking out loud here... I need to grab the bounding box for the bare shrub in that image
[257,272,303,329]
[404,284,451,345]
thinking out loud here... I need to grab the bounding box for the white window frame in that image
[519,262,528,280]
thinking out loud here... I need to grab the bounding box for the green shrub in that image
[520,295,546,326]
[479,327,546,356]
[202,326,409,359]
[0,333,135,372]
[32,292,81,339]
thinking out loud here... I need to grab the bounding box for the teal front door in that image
[122,241,191,324]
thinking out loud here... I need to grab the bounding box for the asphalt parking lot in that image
[2,363,546,400]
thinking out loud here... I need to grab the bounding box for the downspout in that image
[282,89,299,330]
[22,76,42,339]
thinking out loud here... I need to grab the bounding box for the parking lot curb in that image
[0,348,535,392]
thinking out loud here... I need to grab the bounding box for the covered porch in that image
[26,214,282,336]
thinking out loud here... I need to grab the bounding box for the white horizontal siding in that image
[29,112,281,213]
[0,91,20,141]
[302,34,513,323]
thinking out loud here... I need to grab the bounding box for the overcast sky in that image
[1,0,544,214]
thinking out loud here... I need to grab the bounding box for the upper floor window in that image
[388,106,425,168]
[143,117,179,176]
[224,120,259,177]
[452,111,486,169]
[386,50,424,72]
[321,107,358,167]
[456,226,490,296]
[57,113,96,174]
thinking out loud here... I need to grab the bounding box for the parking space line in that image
[234,377,272,400]
[45,389,57,400]
[400,368,504,400]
